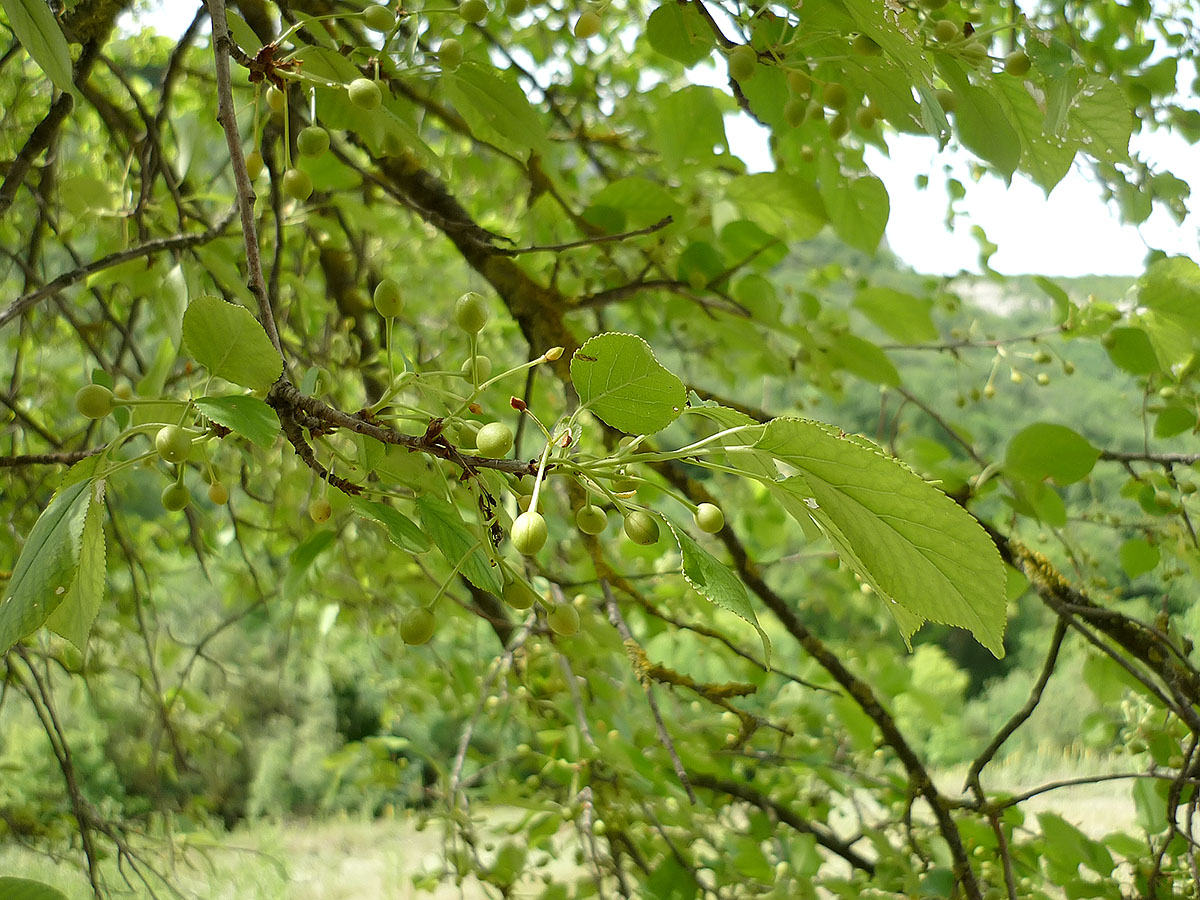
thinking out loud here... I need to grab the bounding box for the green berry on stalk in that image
[461,355,492,381]
[156,424,191,464]
[161,483,191,512]
[1063,361,1076,375]
[852,34,882,56]
[309,498,332,523]
[694,503,724,534]
[348,78,382,110]
[935,89,957,112]
[512,511,548,555]
[728,44,757,82]
[855,105,877,129]
[933,19,959,43]
[282,168,313,201]
[787,69,812,97]
[75,384,114,419]
[828,113,849,139]
[208,481,230,505]
[460,0,488,23]
[1004,50,1031,76]
[547,603,580,636]
[1033,349,1052,364]
[623,510,659,546]
[574,9,601,39]
[401,608,436,645]
[245,150,264,180]
[373,278,404,317]
[297,126,330,157]
[823,82,848,110]
[784,97,807,128]
[960,40,989,66]
[475,422,514,458]
[455,291,489,333]
[507,0,527,13]
[576,505,608,535]
[439,38,464,71]
[363,3,396,31]
[1036,373,1050,386]
[502,579,538,610]
[265,84,286,113]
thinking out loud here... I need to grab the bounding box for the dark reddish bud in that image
[510,397,527,411]
[469,402,483,414]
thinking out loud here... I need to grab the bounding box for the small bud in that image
[510,397,527,411]
[468,402,482,414]
[545,346,564,361]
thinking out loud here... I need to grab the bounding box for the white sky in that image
[121,6,1198,278]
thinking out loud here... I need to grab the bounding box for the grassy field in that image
[1,754,1135,898]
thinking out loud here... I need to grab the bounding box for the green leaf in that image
[571,333,687,435]
[195,395,281,448]
[649,86,727,166]
[992,76,1077,192]
[0,461,98,655]
[415,495,503,594]
[664,520,770,665]
[1138,256,1200,370]
[284,529,336,595]
[644,3,713,67]
[1068,75,1132,164]
[0,0,76,96]
[1154,405,1196,439]
[853,287,938,344]
[0,877,71,900]
[182,295,282,391]
[725,173,826,241]
[444,61,549,157]
[1119,538,1159,578]
[350,497,431,554]
[224,9,263,53]
[1005,423,1100,485]
[956,85,1022,177]
[828,333,900,387]
[819,168,890,254]
[1104,327,1159,375]
[588,177,684,229]
[46,482,106,650]
[1033,276,1073,324]
[753,419,1007,657]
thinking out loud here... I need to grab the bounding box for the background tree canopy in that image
[1,0,1199,896]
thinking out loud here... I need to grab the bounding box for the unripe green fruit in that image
[475,422,514,457]
[439,38,464,71]
[455,291,489,333]
[245,150,264,180]
[1033,349,1052,364]
[855,105,877,129]
[208,481,229,505]
[161,482,191,511]
[694,503,724,534]
[502,579,538,610]
[576,505,608,535]
[920,0,948,8]
[960,40,989,66]
[783,97,807,128]
[1004,50,1031,75]
[828,113,849,139]
[507,0,527,13]
[297,126,330,157]
[309,498,333,523]
[401,608,437,645]
[1063,361,1076,375]
[512,511,548,554]
[1159,385,1178,399]
[1155,490,1173,508]
[1181,482,1197,495]
[1010,370,1023,384]
[547,603,580,636]
[983,384,996,398]
[935,89,957,112]
[623,510,659,546]
[373,278,404,317]
[460,0,488,23]
[852,34,882,56]
[348,78,383,110]
[823,82,848,110]
[75,384,114,419]
[787,69,812,97]
[114,383,134,400]
[728,44,757,82]
[574,10,601,39]
[265,84,286,113]
[1036,372,1050,386]
[156,425,191,464]
[933,19,959,43]
[282,168,314,201]
[461,355,492,381]
[363,3,396,31]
